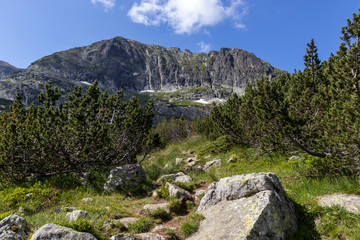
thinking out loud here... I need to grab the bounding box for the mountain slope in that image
[0,36,279,105]
[0,60,18,80]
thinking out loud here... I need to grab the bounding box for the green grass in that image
[1,135,359,239]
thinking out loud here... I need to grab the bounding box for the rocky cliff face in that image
[0,60,18,80]
[0,36,278,105]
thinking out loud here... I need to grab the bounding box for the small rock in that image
[136,233,167,240]
[143,203,170,214]
[66,210,89,222]
[119,217,140,229]
[175,158,184,165]
[104,164,146,193]
[18,207,29,216]
[81,198,93,203]
[0,215,29,240]
[151,225,176,233]
[288,156,300,161]
[55,206,76,213]
[152,190,159,198]
[162,164,170,170]
[30,224,96,240]
[318,194,360,214]
[157,172,192,183]
[111,233,136,240]
[227,157,237,163]
[166,182,192,200]
[204,155,211,159]
[195,159,222,172]
[78,172,92,185]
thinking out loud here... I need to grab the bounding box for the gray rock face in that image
[0,36,278,105]
[165,182,192,199]
[191,173,297,240]
[104,164,146,192]
[318,194,360,214]
[66,210,89,222]
[30,224,97,240]
[0,215,29,240]
[157,172,192,183]
[0,60,18,80]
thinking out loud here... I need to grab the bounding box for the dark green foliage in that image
[154,117,191,147]
[0,80,154,183]
[168,198,185,215]
[205,8,360,174]
[180,213,204,237]
[149,208,172,222]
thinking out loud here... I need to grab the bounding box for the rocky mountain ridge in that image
[0,60,18,80]
[0,36,279,105]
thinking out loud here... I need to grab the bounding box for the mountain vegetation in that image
[0,7,359,240]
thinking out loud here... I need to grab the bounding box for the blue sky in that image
[0,0,359,72]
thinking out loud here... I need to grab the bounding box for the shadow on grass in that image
[291,200,321,240]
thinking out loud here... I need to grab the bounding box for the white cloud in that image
[91,0,116,11]
[128,0,248,34]
[197,41,211,53]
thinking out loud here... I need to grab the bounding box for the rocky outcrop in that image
[0,36,278,105]
[0,61,18,80]
[30,224,97,240]
[104,164,146,192]
[0,215,29,240]
[318,194,360,214]
[190,173,297,240]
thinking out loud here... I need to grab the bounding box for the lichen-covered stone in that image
[198,172,291,212]
[191,173,297,240]
[165,182,192,199]
[104,164,146,192]
[30,224,97,240]
[318,194,360,214]
[104,217,140,230]
[189,190,297,240]
[157,172,192,183]
[0,215,29,240]
[66,210,89,222]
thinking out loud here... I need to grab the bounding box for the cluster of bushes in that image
[0,80,154,183]
[199,9,360,174]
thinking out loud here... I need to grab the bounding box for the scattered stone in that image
[66,210,89,222]
[190,173,297,240]
[30,224,97,240]
[157,172,192,183]
[204,155,211,159]
[152,190,159,198]
[111,233,136,240]
[55,207,76,213]
[104,164,146,193]
[104,217,139,231]
[195,159,222,172]
[162,164,170,170]
[166,182,192,199]
[25,193,32,199]
[175,158,184,165]
[0,215,29,240]
[195,190,206,201]
[288,156,300,161]
[136,233,167,240]
[187,161,197,168]
[143,203,170,214]
[81,198,93,203]
[318,194,360,214]
[227,157,237,163]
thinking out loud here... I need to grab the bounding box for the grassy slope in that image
[1,135,359,239]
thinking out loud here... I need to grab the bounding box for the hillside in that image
[0,36,278,105]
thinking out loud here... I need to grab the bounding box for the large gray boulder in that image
[104,164,146,192]
[190,173,297,240]
[30,224,97,240]
[0,215,29,240]
[318,194,360,214]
